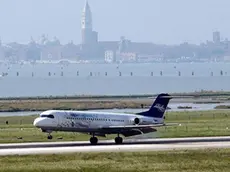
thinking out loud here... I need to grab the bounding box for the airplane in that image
[33,93,177,145]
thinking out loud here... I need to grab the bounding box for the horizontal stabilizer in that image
[148,95,194,99]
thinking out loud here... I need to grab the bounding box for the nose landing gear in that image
[47,134,53,140]
[41,129,53,140]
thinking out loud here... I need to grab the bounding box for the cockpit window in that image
[41,114,54,119]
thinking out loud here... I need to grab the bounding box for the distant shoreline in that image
[0,90,229,112]
[0,90,230,100]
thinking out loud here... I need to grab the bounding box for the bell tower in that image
[81,0,93,45]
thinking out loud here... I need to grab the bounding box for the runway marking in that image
[1,141,230,156]
[1,136,230,149]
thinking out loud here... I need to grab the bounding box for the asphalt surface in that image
[1,136,230,155]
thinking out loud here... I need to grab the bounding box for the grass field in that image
[0,110,230,143]
[1,149,230,172]
[0,99,151,112]
[1,90,230,112]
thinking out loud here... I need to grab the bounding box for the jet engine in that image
[133,117,142,125]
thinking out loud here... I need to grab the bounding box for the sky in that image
[0,0,230,45]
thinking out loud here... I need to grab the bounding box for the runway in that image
[1,136,230,156]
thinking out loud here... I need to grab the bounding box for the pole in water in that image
[220,70,223,76]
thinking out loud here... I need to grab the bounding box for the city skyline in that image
[0,0,230,45]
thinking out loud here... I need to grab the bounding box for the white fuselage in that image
[33,110,163,133]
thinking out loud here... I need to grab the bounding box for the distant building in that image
[104,50,116,63]
[2,1,230,63]
[137,54,163,62]
[80,0,99,59]
[4,42,27,61]
[26,38,41,61]
[79,2,166,61]
[213,31,220,44]
[0,40,4,60]
[61,42,81,60]
[81,1,94,45]
[39,37,77,61]
[116,52,137,62]
[40,40,62,61]
[40,47,62,61]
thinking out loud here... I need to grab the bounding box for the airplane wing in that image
[100,123,178,130]
[121,128,157,137]
[96,123,178,137]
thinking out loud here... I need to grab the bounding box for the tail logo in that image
[153,104,165,112]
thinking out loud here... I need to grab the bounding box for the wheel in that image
[115,137,123,144]
[90,137,98,145]
[47,135,53,140]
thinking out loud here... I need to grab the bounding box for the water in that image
[0,103,229,117]
[0,111,42,117]
[0,62,230,97]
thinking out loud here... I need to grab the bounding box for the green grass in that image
[1,149,230,172]
[1,90,230,112]
[215,105,230,109]
[0,110,230,143]
[157,110,230,138]
[0,99,151,112]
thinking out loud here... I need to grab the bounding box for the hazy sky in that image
[0,0,230,45]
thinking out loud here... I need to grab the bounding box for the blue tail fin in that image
[137,93,171,118]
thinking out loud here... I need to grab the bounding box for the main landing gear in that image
[115,136,123,144]
[115,133,123,144]
[89,134,123,145]
[90,136,98,145]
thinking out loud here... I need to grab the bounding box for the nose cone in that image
[33,117,57,128]
[33,117,44,127]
